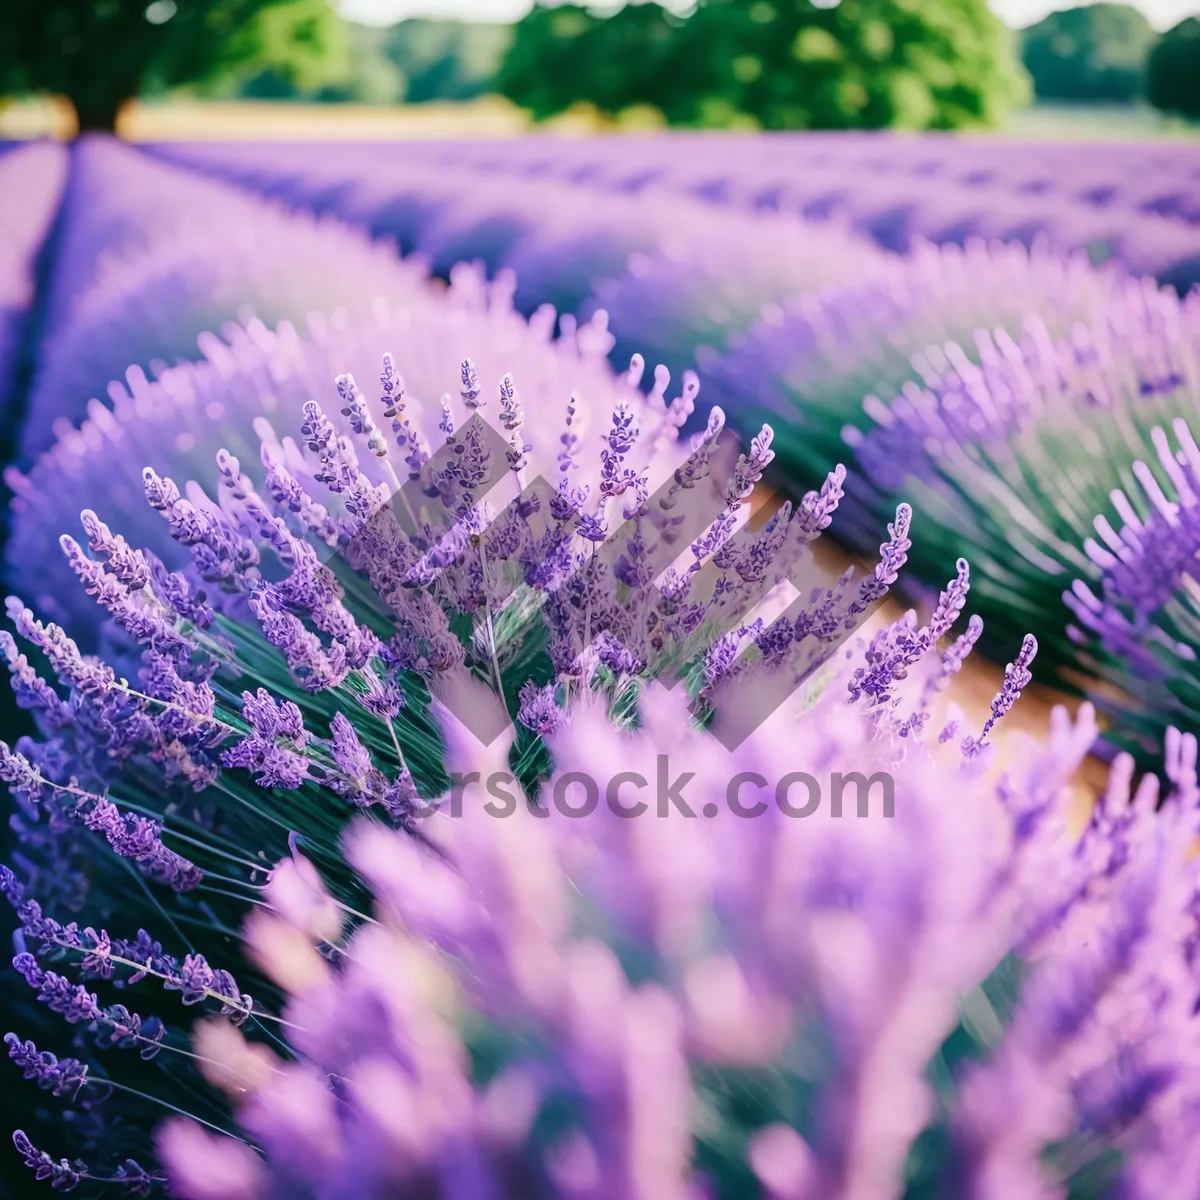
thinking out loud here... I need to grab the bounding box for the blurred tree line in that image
[227,18,512,106]
[1018,4,1199,118]
[495,0,1200,126]
[498,0,1033,131]
[1019,3,1155,103]
[0,0,510,129]
[2,0,1197,133]
[1146,17,1200,120]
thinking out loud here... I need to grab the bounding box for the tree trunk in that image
[70,94,127,136]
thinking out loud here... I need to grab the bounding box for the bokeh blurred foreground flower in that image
[152,664,1200,1200]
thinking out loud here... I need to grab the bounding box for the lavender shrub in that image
[701,236,1130,503]
[37,139,284,350]
[0,295,1004,1191]
[169,136,1200,282]
[4,132,1199,1200]
[844,275,1199,744]
[578,208,884,395]
[146,641,1200,1200]
[6,264,635,633]
[21,189,429,462]
[1067,415,1200,757]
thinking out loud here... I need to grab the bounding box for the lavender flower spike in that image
[5,1033,89,1098]
[964,633,1039,756]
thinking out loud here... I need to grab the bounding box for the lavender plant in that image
[7,295,1189,1193]
[20,204,429,463]
[842,274,1199,742]
[1066,415,1200,757]
[37,139,276,350]
[5,265,632,635]
[579,210,885,397]
[701,237,1133,504]
[147,142,883,342]
[159,136,1200,265]
[149,146,469,261]
[0,292,1003,1191]
[6,132,1197,1199]
[18,142,432,462]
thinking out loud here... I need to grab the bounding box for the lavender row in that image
[0,142,67,425]
[8,133,1200,1193]
[0,249,1109,1194]
[159,134,1200,226]
[17,140,433,463]
[5,260,652,635]
[419,132,1200,225]
[834,269,1199,753]
[16,138,1200,757]
[157,137,1200,276]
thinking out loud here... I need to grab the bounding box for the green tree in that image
[1147,16,1200,120]
[0,0,346,132]
[205,0,349,100]
[497,0,1030,131]
[1020,4,1157,103]
[494,2,687,123]
[380,19,512,104]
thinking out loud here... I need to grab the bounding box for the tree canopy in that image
[1020,3,1157,103]
[1146,16,1200,120]
[380,19,511,104]
[0,0,346,131]
[494,2,685,124]
[497,0,1031,131]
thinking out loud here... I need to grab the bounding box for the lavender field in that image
[1,129,1200,1199]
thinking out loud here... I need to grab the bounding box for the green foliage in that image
[379,18,512,104]
[1020,3,1157,103]
[1146,16,1200,120]
[236,18,511,106]
[0,0,346,130]
[495,2,685,123]
[201,0,350,100]
[496,0,1031,130]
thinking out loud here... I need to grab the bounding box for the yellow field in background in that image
[2,94,1196,142]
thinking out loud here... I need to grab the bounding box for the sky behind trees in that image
[337,0,1199,32]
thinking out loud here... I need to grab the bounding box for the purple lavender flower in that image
[152,646,1189,1200]
[5,1033,89,1097]
[516,680,563,735]
[11,133,1197,1198]
[155,1119,264,1200]
[584,205,884,392]
[702,237,1135,509]
[7,263,669,635]
[13,1129,162,1195]
[827,268,1200,705]
[11,952,167,1059]
[1066,415,1200,752]
[12,1131,85,1193]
